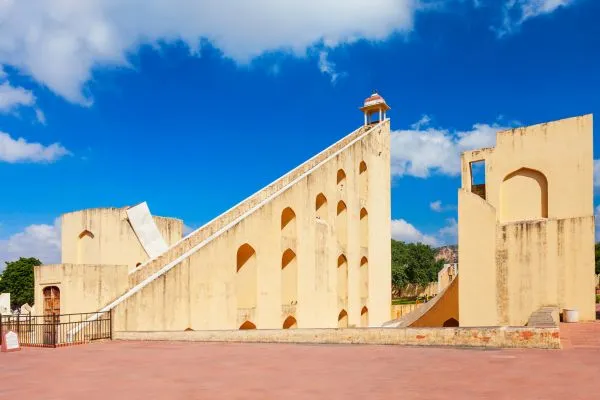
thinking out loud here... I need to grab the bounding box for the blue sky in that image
[0,0,598,266]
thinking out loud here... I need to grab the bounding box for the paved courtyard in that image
[2,322,599,400]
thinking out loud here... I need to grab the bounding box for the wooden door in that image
[43,286,60,345]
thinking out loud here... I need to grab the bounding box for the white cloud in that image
[34,108,46,125]
[391,219,440,246]
[0,0,419,103]
[0,82,35,112]
[430,200,443,212]
[496,0,576,37]
[183,224,194,236]
[0,220,61,270]
[429,200,456,212]
[0,66,6,80]
[438,218,458,243]
[0,131,71,163]
[318,51,342,83]
[594,160,600,188]
[391,117,508,178]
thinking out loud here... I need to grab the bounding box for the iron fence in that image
[0,311,111,348]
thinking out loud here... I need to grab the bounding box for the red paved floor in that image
[2,325,600,400]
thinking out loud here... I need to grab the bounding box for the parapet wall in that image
[115,326,561,349]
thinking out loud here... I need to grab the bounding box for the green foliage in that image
[391,239,444,290]
[596,294,600,304]
[595,243,600,275]
[0,257,40,309]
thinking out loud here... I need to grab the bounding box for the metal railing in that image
[0,311,111,348]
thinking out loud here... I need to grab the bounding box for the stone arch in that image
[337,169,347,187]
[236,243,257,310]
[360,256,369,301]
[281,249,298,305]
[500,168,548,222]
[360,306,369,327]
[77,230,94,264]
[281,207,296,235]
[338,309,348,328]
[336,201,348,246]
[359,161,368,199]
[360,208,368,248]
[315,193,328,220]
[283,316,297,329]
[337,254,348,310]
[443,318,459,327]
[239,321,257,330]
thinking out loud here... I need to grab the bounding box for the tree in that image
[391,240,444,291]
[0,257,40,309]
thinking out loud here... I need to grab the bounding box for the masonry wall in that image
[459,115,595,327]
[34,264,129,316]
[111,122,391,331]
[61,208,182,271]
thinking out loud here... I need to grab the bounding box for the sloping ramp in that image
[384,275,459,328]
[126,202,169,258]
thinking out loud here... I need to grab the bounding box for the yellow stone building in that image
[458,114,595,326]
[35,93,393,331]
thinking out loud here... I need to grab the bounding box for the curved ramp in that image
[384,275,459,328]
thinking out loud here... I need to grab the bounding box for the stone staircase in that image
[526,307,559,328]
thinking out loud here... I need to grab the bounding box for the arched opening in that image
[338,309,348,328]
[283,316,297,329]
[77,230,94,264]
[359,161,368,199]
[360,208,368,248]
[236,244,257,311]
[337,169,347,188]
[315,193,328,220]
[337,254,348,310]
[281,207,296,236]
[281,249,298,305]
[360,257,369,301]
[135,262,142,268]
[361,306,369,327]
[443,318,459,327]
[500,168,548,222]
[336,201,348,246]
[239,321,257,330]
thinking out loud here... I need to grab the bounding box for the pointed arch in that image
[359,161,367,174]
[500,167,548,222]
[359,161,368,199]
[360,256,369,300]
[315,193,328,220]
[336,201,348,246]
[283,316,297,329]
[443,318,459,327]
[236,243,257,310]
[360,208,368,248]
[281,207,296,231]
[239,321,257,330]
[360,306,369,327]
[337,254,348,310]
[78,230,94,239]
[338,309,348,328]
[281,249,298,305]
[337,169,347,185]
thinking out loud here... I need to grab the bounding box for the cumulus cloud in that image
[0,0,419,103]
[437,218,458,243]
[0,220,61,270]
[0,131,71,163]
[0,82,35,112]
[391,116,508,178]
[429,200,457,212]
[594,160,600,188]
[496,0,576,36]
[392,219,439,246]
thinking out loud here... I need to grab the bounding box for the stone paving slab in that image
[1,329,599,400]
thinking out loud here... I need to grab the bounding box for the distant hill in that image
[434,245,458,264]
